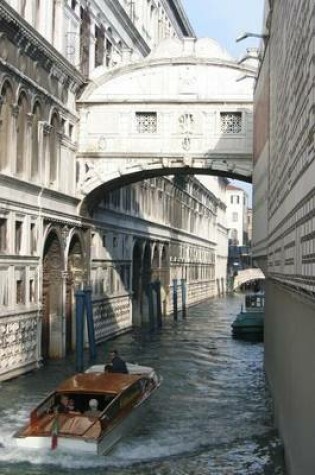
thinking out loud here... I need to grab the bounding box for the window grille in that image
[136,112,157,133]
[220,112,242,134]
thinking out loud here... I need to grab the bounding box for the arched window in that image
[0,82,13,171]
[31,102,41,179]
[49,113,59,184]
[16,92,28,176]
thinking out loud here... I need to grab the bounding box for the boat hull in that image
[15,394,149,455]
[232,312,264,340]
[14,364,161,455]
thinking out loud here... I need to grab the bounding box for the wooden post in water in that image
[181,278,187,318]
[173,279,178,321]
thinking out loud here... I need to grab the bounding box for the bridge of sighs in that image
[76,37,256,212]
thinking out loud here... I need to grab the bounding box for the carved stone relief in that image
[0,314,38,372]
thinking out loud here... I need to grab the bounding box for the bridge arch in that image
[233,268,265,291]
[77,37,255,214]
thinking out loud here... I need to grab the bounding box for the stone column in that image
[42,121,51,187]
[25,112,33,180]
[89,18,96,75]
[10,103,18,175]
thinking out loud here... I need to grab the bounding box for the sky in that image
[181,0,265,206]
[181,0,265,59]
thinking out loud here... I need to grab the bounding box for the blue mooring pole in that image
[75,290,85,372]
[173,279,178,321]
[84,288,97,361]
[181,278,187,318]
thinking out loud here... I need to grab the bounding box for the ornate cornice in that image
[0,1,86,91]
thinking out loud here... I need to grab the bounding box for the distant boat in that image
[14,363,162,455]
[231,292,265,340]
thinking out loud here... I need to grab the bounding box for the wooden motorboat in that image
[231,292,265,340]
[14,363,161,455]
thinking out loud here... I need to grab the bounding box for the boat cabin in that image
[245,292,265,311]
[22,373,154,441]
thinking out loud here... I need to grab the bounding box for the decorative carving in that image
[98,136,107,151]
[11,104,19,118]
[0,33,8,60]
[179,113,194,135]
[182,137,191,150]
[179,113,194,150]
[26,112,33,126]
[18,51,27,73]
[42,121,52,135]
[61,225,70,249]
[179,67,197,94]
[0,314,39,372]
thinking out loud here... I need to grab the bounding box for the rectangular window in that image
[105,39,112,67]
[0,218,7,253]
[220,112,242,134]
[230,196,233,204]
[15,221,23,254]
[16,280,25,304]
[95,25,105,67]
[31,223,37,255]
[136,112,157,133]
[30,279,36,303]
[236,196,240,204]
[69,124,74,139]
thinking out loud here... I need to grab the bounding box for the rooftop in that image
[56,372,142,395]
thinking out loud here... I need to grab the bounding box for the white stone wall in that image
[254,1,315,472]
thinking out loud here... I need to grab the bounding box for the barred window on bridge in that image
[220,112,242,134]
[136,112,157,133]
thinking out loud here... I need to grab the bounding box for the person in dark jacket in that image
[109,349,128,374]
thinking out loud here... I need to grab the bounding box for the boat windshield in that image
[54,392,114,413]
[245,293,265,309]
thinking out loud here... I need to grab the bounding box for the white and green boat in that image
[232,292,265,340]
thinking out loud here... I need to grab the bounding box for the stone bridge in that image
[77,37,256,211]
[233,268,265,291]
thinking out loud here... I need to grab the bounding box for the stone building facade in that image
[0,0,250,382]
[226,184,249,247]
[253,1,315,473]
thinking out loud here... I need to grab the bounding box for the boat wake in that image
[0,407,203,470]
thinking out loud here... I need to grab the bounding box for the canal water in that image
[0,295,285,474]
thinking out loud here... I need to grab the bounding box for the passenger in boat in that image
[109,349,128,374]
[68,398,76,411]
[57,394,72,413]
[85,399,101,418]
